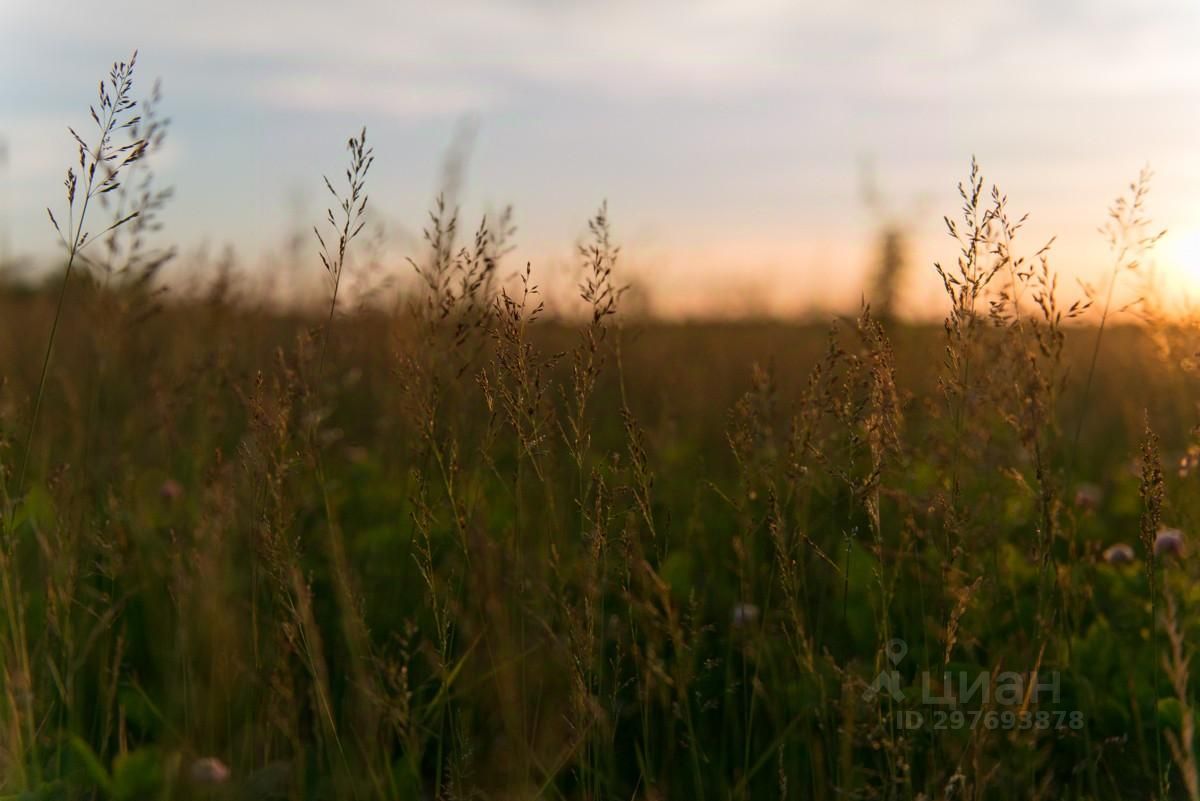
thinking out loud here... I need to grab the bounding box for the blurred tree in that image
[872,225,907,321]
[859,156,912,322]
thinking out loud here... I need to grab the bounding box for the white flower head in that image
[1102,543,1135,565]
[1155,528,1185,559]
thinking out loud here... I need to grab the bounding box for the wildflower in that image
[1179,444,1200,478]
[1074,483,1102,512]
[189,756,230,784]
[732,602,759,628]
[1155,528,1185,559]
[159,478,184,503]
[1103,543,1135,565]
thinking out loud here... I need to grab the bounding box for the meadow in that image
[4,53,1200,801]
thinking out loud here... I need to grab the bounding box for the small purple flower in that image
[1155,528,1185,559]
[1074,483,1102,512]
[189,756,230,784]
[1103,543,1136,565]
[159,479,184,503]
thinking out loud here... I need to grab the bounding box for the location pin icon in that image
[886,638,907,666]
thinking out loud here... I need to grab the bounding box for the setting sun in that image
[1164,227,1200,298]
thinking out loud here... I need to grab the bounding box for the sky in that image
[2,0,1199,317]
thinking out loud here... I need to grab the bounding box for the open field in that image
[5,286,1200,800]
[5,52,1200,801]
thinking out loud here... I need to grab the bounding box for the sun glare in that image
[1162,227,1200,299]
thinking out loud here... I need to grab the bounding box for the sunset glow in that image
[2,0,1199,315]
[1163,227,1200,299]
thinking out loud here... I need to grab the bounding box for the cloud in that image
[252,72,495,118]
[6,0,1198,116]
[1,116,72,183]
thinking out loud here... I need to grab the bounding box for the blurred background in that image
[1,0,1198,318]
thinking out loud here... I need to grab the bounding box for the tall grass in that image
[2,52,1200,801]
